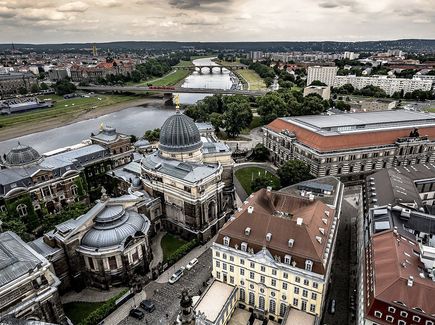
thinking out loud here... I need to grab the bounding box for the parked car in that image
[186,258,198,270]
[129,308,144,320]
[169,269,184,284]
[140,299,155,312]
[329,299,336,315]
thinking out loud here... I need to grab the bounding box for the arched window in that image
[259,296,265,310]
[305,260,313,272]
[239,288,245,302]
[280,303,287,317]
[249,292,255,306]
[16,204,28,217]
[269,299,276,314]
[70,184,78,196]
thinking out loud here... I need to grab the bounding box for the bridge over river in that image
[77,85,268,96]
[174,64,248,74]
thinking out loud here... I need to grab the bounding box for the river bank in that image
[0,96,165,142]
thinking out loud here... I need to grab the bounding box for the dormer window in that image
[288,239,294,247]
[245,227,251,236]
[284,255,292,265]
[305,260,313,272]
[241,242,248,252]
[266,233,272,242]
[223,236,230,246]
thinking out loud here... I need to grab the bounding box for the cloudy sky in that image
[0,0,434,43]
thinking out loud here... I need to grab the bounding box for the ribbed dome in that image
[3,143,42,167]
[81,206,148,250]
[159,112,202,153]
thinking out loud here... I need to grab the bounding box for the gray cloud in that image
[168,0,231,10]
[57,1,89,12]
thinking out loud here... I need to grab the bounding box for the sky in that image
[0,0,434,43]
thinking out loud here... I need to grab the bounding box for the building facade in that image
[307,66,338,87]
[211,177,344,324]
[141,112,234,242]
[263,110,435,183]
[303,85,331,100]
[0,73,37,98]
[70,60,135,83]
[0,232,66,324]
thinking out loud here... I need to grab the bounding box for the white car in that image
[186,258,198,270]
[169,269,184,284]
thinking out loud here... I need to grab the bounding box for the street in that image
[321,186,360,325]
[118,249,213,325]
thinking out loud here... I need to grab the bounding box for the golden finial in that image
[174,94,180,113]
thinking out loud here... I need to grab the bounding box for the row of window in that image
[374,309,433,325]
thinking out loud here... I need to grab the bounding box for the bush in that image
[78,289,129,325]
[166,239,198,265]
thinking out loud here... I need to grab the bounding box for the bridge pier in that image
[220,66,223,74]
[208,66,212,74]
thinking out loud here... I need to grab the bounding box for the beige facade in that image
[303,85,331,100]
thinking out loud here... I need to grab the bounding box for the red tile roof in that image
[266,119,435,152]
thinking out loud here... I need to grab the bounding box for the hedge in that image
[165,239,198,266]
[77,288,129,325]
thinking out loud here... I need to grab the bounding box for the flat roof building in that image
[263,110,435,183]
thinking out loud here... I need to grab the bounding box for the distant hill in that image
[1,39,435,53]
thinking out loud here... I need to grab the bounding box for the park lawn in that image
[63,301,105,324]
[0,94,136,130]
[174,60,194,68]
[161,233,188,261]
[235,167,280,195]
[236,69,267,90]
[149,69,191,86]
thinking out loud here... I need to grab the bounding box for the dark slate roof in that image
[80,205,149,250]
[0,232,48,287]
[159,112,202,153]
[141,152,219,183]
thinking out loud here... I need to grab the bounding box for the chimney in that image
[407,276,414,287]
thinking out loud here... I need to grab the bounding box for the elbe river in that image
[0,57,236,153]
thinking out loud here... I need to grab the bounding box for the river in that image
[0,57,235,154]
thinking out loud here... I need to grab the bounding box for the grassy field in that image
[161,233,188,261]
[235,167,280,195]
[0,94,136,130]
[63,301,104,324]
[174,60,194,68]
[236,69,267,90]
[147,69,191,86]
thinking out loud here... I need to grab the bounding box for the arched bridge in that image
[174,64,248,74]
[77,85,268,96]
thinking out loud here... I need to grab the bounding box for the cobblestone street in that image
[118,249,213,325]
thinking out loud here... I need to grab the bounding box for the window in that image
[305,260,313,272]
[259,296,265,310]
[215,251,220,257]
[223,236,230,246]
[304,279,309,286]
[398,321,406,325]
[260,276,265,283]
[413,316,421,322]
[426,321,434,325]
[283,272,288,279]
[250,262,255,269]
[108,256,117,270]
[230,276,234,284]
[400,311,408,318]
[282,282,288,290]
[88,257,95,270]
[313,282,318,289]
[284,255,292,265]
[294,287,299,294]
[250,272,255,280]
[374,311,382,318]
[222,263,227,270]
[386,315,394,323]
[271,279,276,287]
[293,298,298,306]
[302,289,308,298]
[295,276,300,283]
[229,265,234,272]
[311,293,317,300]
[272,269,277,276]
[222,253,227,260]
[388,307,396,313]
[240,288,246,302]
[269,300,276,314]
[241,242,247,252]
[280,303,287,317]
[301,300,307,311]
[229,256,234,262]
[261,266,266,272]
[310,304,316,313]
[216,271,221,279]
[70,184,78,196]
[16,204,28,217]
[240,268,245,276]
[215,261,220,268]
[240,259,245,265]
[249,292,255,305]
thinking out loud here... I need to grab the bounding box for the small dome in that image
[3,143,42,167]
[159,112,202,153]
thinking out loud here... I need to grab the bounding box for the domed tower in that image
[158,111,203,162]
[1,143,43,167]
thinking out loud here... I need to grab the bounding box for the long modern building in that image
[263,110,435,183]
[209,177,344,325]
[0,72,37,98]
[306,66,339,87]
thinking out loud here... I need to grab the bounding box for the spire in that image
[174,94,180,113]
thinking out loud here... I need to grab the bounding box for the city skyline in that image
[0,0,434,43]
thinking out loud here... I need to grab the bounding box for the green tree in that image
[54,79,77,96]
[40,82,49,90]
[335,100,351,111]
[223,102,252,137]
[251,144,269,161]
[257,92,287,124]
[31,83,39,93]
[144,128,160,142]
[209,112,223,132]
[251,176,273,192]
[277,160,312,187]
[309,80,327,86]
[18,87,27,95]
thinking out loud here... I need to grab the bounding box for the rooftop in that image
[194,281,235,323]
[0,232,48,287]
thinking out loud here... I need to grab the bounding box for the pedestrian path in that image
[150,231,166,269]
